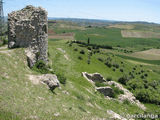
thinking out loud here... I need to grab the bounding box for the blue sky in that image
[3,0,160,23]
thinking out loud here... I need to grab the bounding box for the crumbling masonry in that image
[8,5,48,67]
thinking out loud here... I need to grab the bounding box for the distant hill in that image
[48,17,159,26]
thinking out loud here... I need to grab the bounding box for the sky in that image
[3,0,160,23]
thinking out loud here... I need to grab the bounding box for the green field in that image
[50,21,160,51]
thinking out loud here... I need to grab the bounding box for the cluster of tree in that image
[72,40,113,49]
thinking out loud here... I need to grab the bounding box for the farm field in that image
[49,21,160,51]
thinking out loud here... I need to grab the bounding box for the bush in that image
[127,80,144,90]
[123,99,130,105]
[98,58,103,62]
[106,77,112,81]
[78,56,83,60]
[135,89,150,103]
[141,70,145,73]
[149,80,159,89]
[120,68,124,72]
[95,82,106,87]
[140,75,145,79]
[87,59,90,64]
[74,48,78,51]
[111,85,124,98]
[118,75,130,85]
[105,62,112,68]
[47,51,50,57]
[144,73,148,77]
[57,73,66,85]
[87,47,91,50]
[113,64,119,69]
[80,50,85,54]
[69,43,72,47]
[106,57,112,62]
[133,67,136,70]
[2,37,8,45]
[32,60,51,74]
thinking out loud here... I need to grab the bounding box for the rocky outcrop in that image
[82,72,146,110]
[28,74,60,90]
[82,72,106,83]
[42,74,60,91]
[108,81,146,110]
[96,87,113,97]
[8,5,48,67]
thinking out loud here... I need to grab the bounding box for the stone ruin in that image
[8,5,48,67]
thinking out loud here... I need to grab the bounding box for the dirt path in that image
[0,45,7,50]
[0,45,14,56]
[57,48,70,61]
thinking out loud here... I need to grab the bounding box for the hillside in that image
[0,20,160,120]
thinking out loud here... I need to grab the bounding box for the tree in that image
[87,37,90,45]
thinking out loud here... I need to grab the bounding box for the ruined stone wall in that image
[8,5,48,67]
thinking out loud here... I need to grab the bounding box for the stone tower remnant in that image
[8,5,48,67]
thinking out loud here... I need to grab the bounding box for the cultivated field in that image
[130,49,160,60]
[121,30,160,38]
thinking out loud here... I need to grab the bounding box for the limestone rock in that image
[8,41,16,48]
[25,48,37,68]
[8,5,48,67]
[108,81,146,110]
[96,87,113,97]
[42,74,60,91]
[82,72,106,83]
[28,74,60,90]
[107,110,128,120]
[82,72,146,110]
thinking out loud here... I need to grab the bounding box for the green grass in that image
[0,40,147,120]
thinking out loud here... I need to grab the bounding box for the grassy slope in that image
[1,22,160,119]
[0,41,147,120]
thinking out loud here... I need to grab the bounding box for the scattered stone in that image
[107,110,127,120]
[82,72,106,83]
[42,74,60,91]
[8,5,48,67]
[25,116,39,120]
[54,112,60,117]
[96,87,113,97]
[62,90,69,95]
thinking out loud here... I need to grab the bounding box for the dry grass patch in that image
[131,49,160,60]
[121,30,160,38]
[48,33,75,40]
[108,24,134,29]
